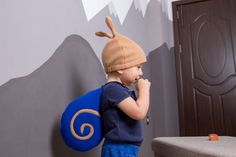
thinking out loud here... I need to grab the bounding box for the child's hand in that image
[136,78,151,91]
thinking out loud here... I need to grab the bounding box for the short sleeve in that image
[103,83,130,107]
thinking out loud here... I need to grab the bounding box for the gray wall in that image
[0,0,179,157]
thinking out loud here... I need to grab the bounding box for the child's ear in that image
[117,70,124,75]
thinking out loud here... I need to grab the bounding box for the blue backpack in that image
[60,87,103,151]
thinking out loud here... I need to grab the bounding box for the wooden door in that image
[172,0,236,136]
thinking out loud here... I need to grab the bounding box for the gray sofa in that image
[152,136,236,157]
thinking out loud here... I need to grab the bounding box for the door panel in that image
[173,0,236,136]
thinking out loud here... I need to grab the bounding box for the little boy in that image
[96,16,151,157]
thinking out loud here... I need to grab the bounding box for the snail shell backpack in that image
[61,16,121,152]
[60,86,103,151]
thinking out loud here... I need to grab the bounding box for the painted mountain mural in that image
[0,35,106,157]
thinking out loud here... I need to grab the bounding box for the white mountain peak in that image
[81,0,151,24]
[81,0,175,24]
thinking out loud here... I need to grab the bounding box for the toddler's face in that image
[119,64,143,86]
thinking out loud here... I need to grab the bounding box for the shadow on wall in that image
[0,35,106,157]
[147,43,179,137]
[51,121,104,157]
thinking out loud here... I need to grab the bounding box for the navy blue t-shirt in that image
[101,81,143,146]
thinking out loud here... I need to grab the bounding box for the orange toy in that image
[209,134,219,141]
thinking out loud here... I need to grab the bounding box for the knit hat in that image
[95,16,147,73]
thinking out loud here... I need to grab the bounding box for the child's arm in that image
[117,79,151,120]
